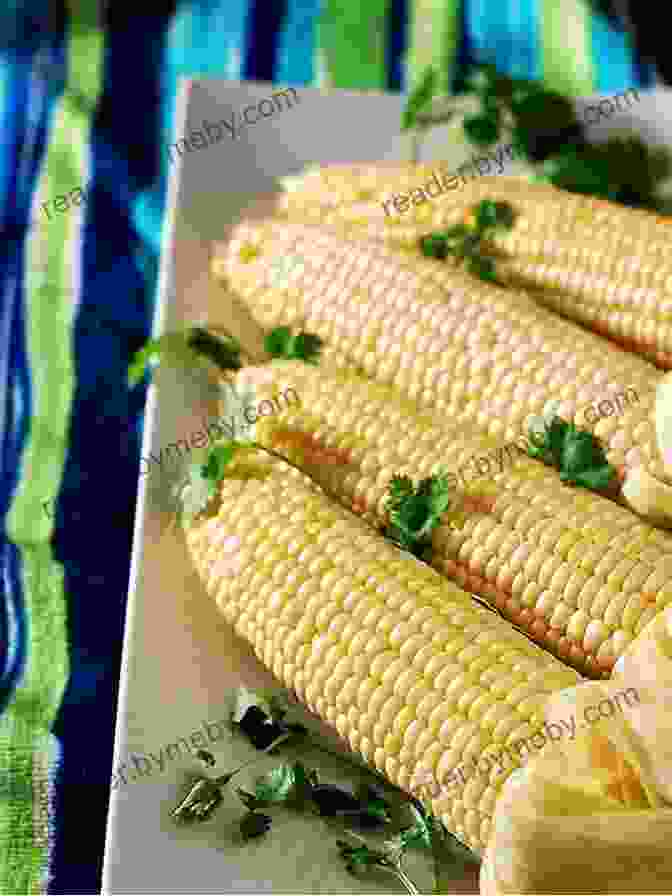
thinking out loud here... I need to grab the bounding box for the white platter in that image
[101,78,671,894]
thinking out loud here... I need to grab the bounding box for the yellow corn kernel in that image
[185,449,580,854]
[236,360,672,677]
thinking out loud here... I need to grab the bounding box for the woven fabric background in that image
[0,1,654,893]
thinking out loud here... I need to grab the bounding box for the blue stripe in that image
[464,0,540,80]
[245,0,287,81]
[386,0,407,92]
[591,9,641,91]
[0,541,27,718]
[276,0,321,85]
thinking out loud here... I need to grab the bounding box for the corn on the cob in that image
[231,360,672,678]
[278,169,672,368]
[213,219,671,498]
[280,162,450,212]
[184,447,581,853]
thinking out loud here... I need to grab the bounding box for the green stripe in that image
[0,549,67,895]
[317,0,390,89]
[405,0,461,95]
[539,0,595,96]
[1,4,104,891]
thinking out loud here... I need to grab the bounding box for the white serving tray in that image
[101,78,671,894]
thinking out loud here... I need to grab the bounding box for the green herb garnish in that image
[170,729,293,823]
[176,440,248,524]
[264,326,323,364]
[458,64,670,210]
[384,470,452,557]
[128,327,241,387]
[419,199,515,283]
[387,800,477,890]
[399,61,670,210]
[239,811,272,840]
[463,106,501,146]
[336,801,476,894]
[526,409,616,491]
[247,761,313,808]
[171,687,478,893]
[336,837,420,894]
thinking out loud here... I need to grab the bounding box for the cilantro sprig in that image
[338,800,477,894]
[526,408,617,491]
[176,440,253,525]
[170,688,478,892]
[400,61,671,211]
[176,422,357,528]
[419,199,515,283]
[384,470,452,557]
[129,323,322,389]
[459,63,671,210]
[264,326,323,364]
[128,326,241,387]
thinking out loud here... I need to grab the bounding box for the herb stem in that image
[307,741,389,786]
[394,864,421,895]
[214,731,295,786]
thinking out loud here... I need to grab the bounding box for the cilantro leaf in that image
[230,685,291,725]
[253,761,313,807]
[396,493,433,533]
[561,427,607,474]
[466,255,497,281]
[419,233,450,260]
[236,788,263,812]
[264,326,292,357]
[239,811,272,840]
[311,783,361,816]
[475,199,516,232]
[400,803,433,850]
[128,328,241,387]
[564,464,615,491]
[459,63,669,211]
[420,200,514,283]
[196,750,216,767]
[177,440,244,523]
[388,476,415,502]
[528,416,570,466]
[287,331,323,364]
[463,110,500,146]
[128,332,200,387]
[526,414,617,492]
[188,327,241,371]
[385,470,452,556]
[265,327,323,364]
[237,706,287,751]
[336,839,387,874]
[201,441,237,485]
[360,798,390,823]
[402,66,438,131]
